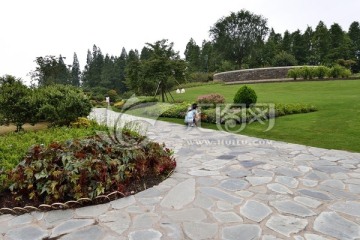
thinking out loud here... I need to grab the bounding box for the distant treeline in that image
[28,10,360,97]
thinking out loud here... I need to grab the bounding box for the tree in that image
[328,23,351,62]
[291,30,307,64]
[125,49,141,94]
[281,30,292,53]
[140,39,186,102]
[273,51,297,66]
[82,45,104,88]
[71,52,81,87]
[312,21,331,64]
[184,38,201,72]
[303,26,316,65]
[114,47,128,93]
[0,75,36,131]
[210,10,269,68]
[263,28,282,66]
[349,21,360,72]
[30,55,71,86]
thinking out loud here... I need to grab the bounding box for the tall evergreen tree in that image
[114,47,128,93]
[303,26,315,64]
[263,28,282,66]
[125,49,141,93]
[312,21,331,64]
[71,52,81,87]
[281,30,292,53]
[291,30,307,65]
[348,21,360,72]
[328,23,350,62]
[184,38,201,72]
[140,47,152,61]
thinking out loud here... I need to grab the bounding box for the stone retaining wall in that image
[213,66,301,82]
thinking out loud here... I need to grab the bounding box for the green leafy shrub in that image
[197,93,225,107]
[287,68,301,80]
[273,51,297,66]
[328,65,351,78]
[6,133,176,203]
[107,89,119,102]
[313,66,330,79]
[161,102,189,118]
[114,100,126,109]
[70,117,95,128]
[299,66,316,79]
[174,81,220,90]
[36,85,92,126]
[233,86,257,108]
[187,72,214,82]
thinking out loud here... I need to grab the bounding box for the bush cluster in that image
[233,86,257,108]
[187,72,214,82]
[287,65,352,80]
[6,132,176,203]
[197,93,225,107]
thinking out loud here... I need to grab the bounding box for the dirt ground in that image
[0,122,48,135]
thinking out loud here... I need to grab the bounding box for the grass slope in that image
[169,80,360,152]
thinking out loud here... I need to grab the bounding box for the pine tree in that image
[282,30,292,53]
[71,52,81,87]
[348,21,360,72]
[312,21,331,64]
[291,30,307,65]
[184,38,201,72]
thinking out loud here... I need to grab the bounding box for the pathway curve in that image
[1,109,360,240]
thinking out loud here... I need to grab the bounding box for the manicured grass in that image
[169,80,360,152]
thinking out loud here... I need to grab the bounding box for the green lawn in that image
[166,80,360,152]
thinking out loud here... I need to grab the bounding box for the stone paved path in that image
[1,108,360,240]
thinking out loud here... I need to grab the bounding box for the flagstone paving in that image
[1,108,360,240]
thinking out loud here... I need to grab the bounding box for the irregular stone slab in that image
[135,188,162,198]
[320,179,345,189]
[266,215,308,237]
[294,196,322,208]
[164,208,207,222]
[75,203,109,217]
[349,184,360,194]
[189,169,220,176]
[222,224,262,240]
[161,178,195,209]
[319,185,357,200]
[59,225,106,240]
[294,154,319,161]
[220,179,249,191]
[217,155,236,160]
[313,212,360,240]
[267,183,293,194]
[111,196,136,209]
[235,190,254,198]
[239,160,264,168]
[298,166,311,173]
[197,177,219,186]
[304,233,330,240]
[193,194,214,209]
[346,179,360,184]
[275,167,303,177]
[298,189,332,200]
[240,200,272,222]
[301,179,318,187]
[245,177,272,186]
[184,222,218,240]
[329,201,360,217]
[128,229,162,240]
[199,187,243,204]
[312,160,337,166]
[160,219,183,239]
[252,169,274,177]
[275,176,299,188]
[50,219,95,238]
[8,213,34,226]
[271,200,315,217]
[99,210,131,235]
[6,225,49,240]
[217,201,234,211]
[212,212,243,223]
[331,172,349,180]
[314,165,348,174]
[44,209,74,226]
[226,169,251,178]
[305,171,330,180]
[263,235,284,240]
[133,213,160,229]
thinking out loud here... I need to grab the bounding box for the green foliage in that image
[70,117,95,128]
[6,134,176,203]
[30,55,71,86]
[197,93,225,108]
[273,51,297,66]
[0,75,37,132]
[313,66,330,79]
[299,66,316,79]
[0,124,107,172]
[107,89,119,102]
[328,65,352,78]
[233,86,257,107]
[174,81,220,90]
[36,85,92,126]
[186,72,213,82]
[287,68,301,80]
[210,9,269,68]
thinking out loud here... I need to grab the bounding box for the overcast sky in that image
[1,0,359,83]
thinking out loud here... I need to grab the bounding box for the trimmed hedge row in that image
[288,65,352,80]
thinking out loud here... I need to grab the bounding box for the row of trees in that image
[28,10,360,100]
[0,75,92,131]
